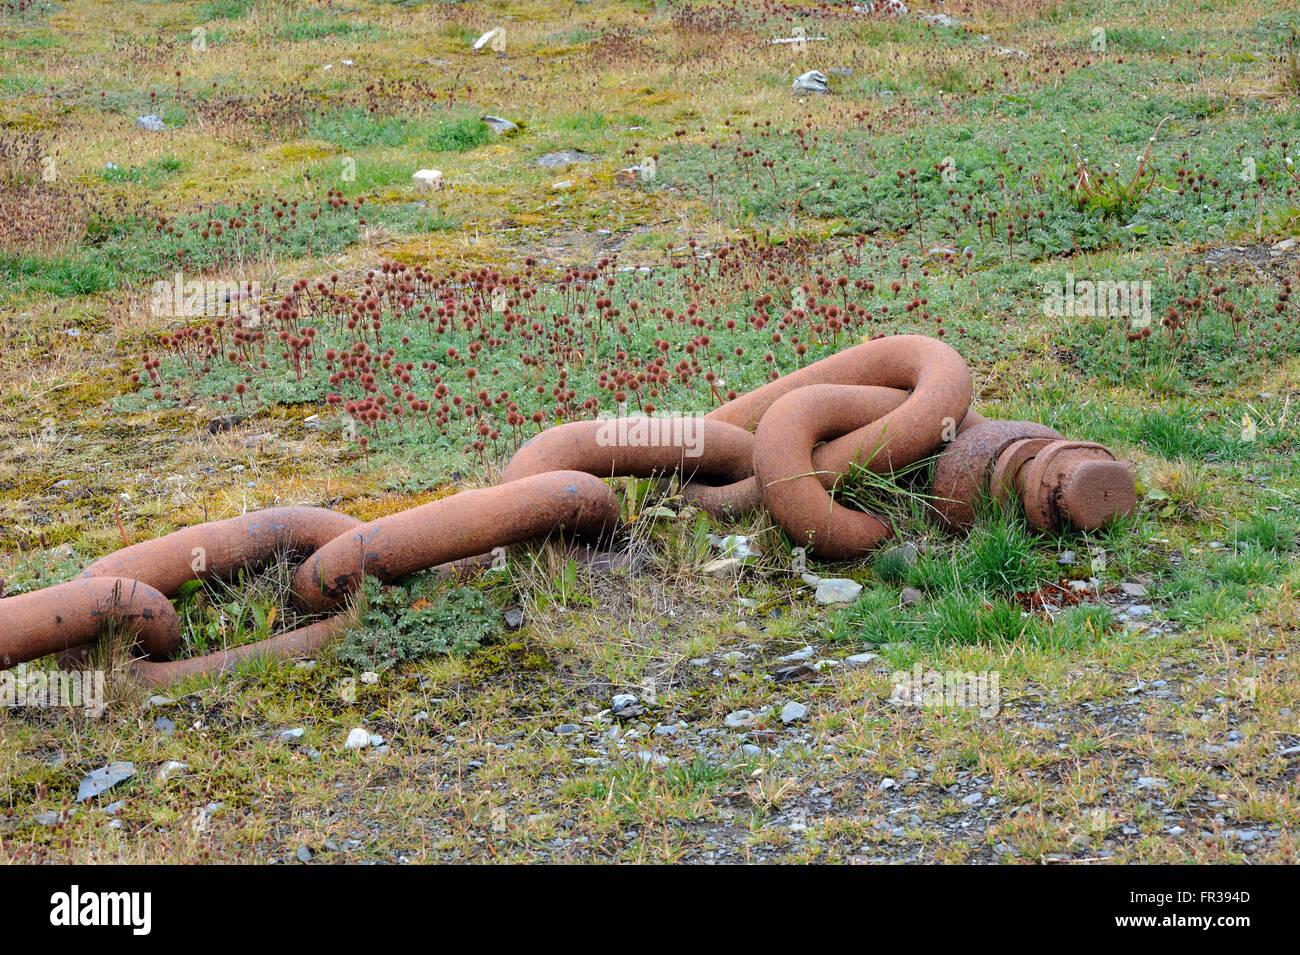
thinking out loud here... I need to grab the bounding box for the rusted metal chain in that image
[79,507,363,595]
[0,335,1137,687]
[0,577,178,667]
[291,470,620,613]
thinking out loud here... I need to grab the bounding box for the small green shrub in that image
[336,574,503,671]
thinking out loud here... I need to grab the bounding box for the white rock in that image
[412,169,444,191]
[156,760,188,782]
[472,28,504,51]
[814,577,862,604]
[482,115,518,134]
[710,534,760,560]
[344,728,370,750]
[702,557,744,577]
[846,653,878,666]
[780,701,808,724]
[777,646,816,662]
[792,70,830,94]
[360,671,379,685]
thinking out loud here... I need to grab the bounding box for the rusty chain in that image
[0,334,1136,687]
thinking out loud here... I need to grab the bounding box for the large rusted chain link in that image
[79,507,362,596]
[55,506,365,670]
[127,616,352,688]
[753,384,928,559]
[0,335,1136,687]
[0,577,179,668]
[499,336,969,555]
[688,335,970,520]
[292,470,620,613]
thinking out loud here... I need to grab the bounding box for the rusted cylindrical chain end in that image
[1015,440,1136,532]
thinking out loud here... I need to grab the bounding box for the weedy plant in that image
[335,572,503,671]
[1067,118,1172,219]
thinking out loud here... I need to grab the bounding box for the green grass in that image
[423,115,491,153]
[198,0,254,19]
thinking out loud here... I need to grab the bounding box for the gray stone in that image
[296,845,313,863]
[206,413,244,435]
[899,587,924,607]
[482,115,518,134]
[846,653,878,667]
[879,543,918,568]
[961,791,983,806]
[533,149,599,168]
[742,744,763,757]
[504,608,525,630]
[1058,550,1076,565]
[777,645,815,662]
[77,762,135,802]
[814,577,862,605]
[710,534,760,559]
[153,716,175,736]
[135,114,165,131]
[1127,605,1153,619]
[780,701,808,725]
[279,727,305,743]
[724,709,756,729]
[611,694,643,719]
